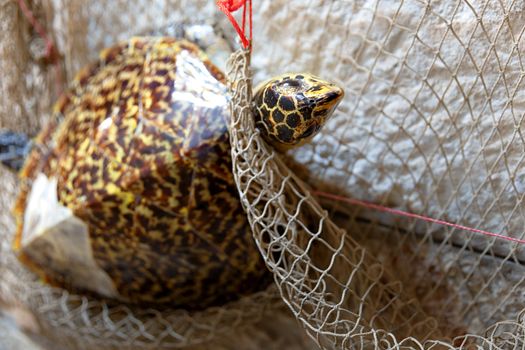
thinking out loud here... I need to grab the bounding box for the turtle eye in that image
[282,79,301,88]
[301,124,317,139]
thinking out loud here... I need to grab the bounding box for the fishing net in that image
[2,0,525,349]
[0,1,307,349]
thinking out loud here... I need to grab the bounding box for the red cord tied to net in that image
[217,0,253,49]
[18,0,64,96]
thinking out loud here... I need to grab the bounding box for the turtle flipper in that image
[0,130,32,172]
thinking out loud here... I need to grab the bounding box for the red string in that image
[217,0,252,49]
[242,1,247,37]
[17,0,63,96]
[313,190,525,245]
[249,0,252,46]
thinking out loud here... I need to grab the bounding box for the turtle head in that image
[252,73,344,151]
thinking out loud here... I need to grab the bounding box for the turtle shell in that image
[13,37,270,308]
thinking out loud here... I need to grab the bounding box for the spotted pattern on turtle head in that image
[252,73,344,151]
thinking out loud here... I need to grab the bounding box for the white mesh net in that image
[1,0,525,349]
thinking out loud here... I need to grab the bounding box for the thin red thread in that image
[313,190,525,245]
[242,1,247,38]
[217,0,252,49]
[18,0,63,96]
[249,0,252,46]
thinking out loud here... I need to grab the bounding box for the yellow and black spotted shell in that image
[13,37,269,308]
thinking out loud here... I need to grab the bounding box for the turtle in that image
[1,36,344,309]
